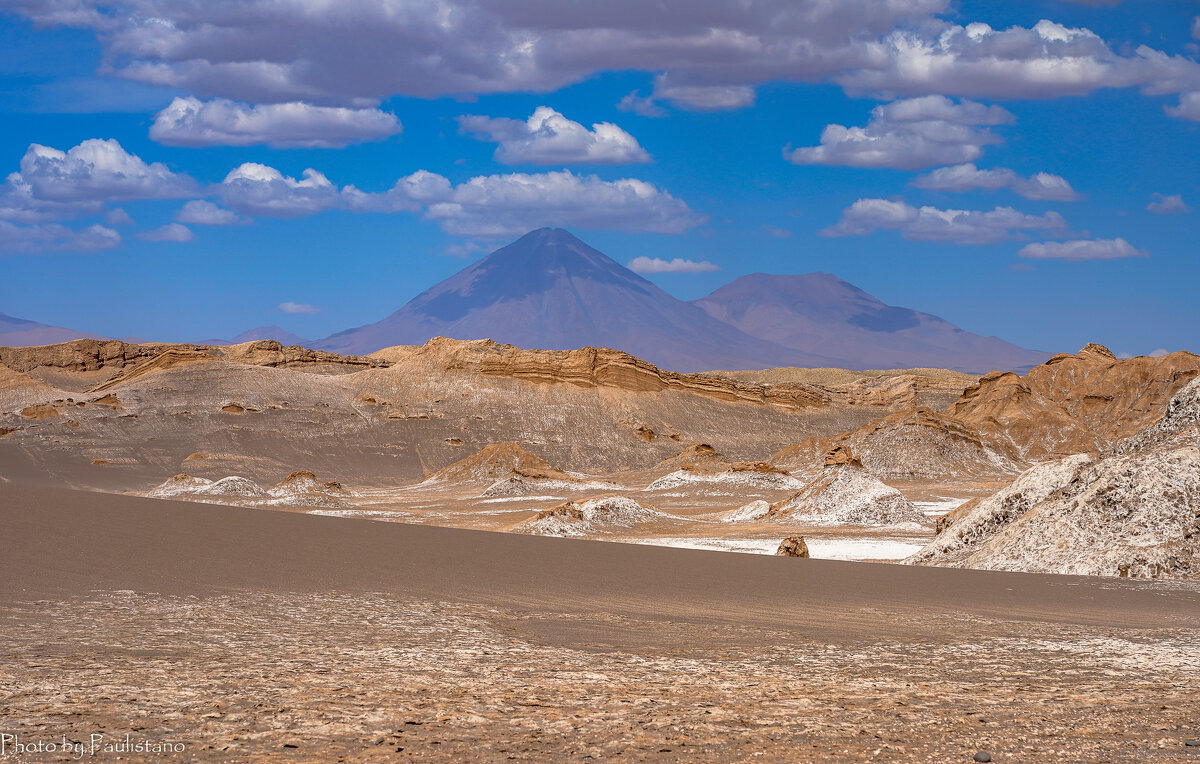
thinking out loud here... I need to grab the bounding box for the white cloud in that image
[177,200,242,225]
[0,220,120,254]
[218,164,347,218]
[1018,237,1146,261]
[215,162,702,237]
[1146,193,1189,214]
[822,198,1067,244]
[149,97,401,149]
[10,139,195,203]
[839,20,1200,102]
[11,2,1200,120]
[415,170,705,237]
[785,96,1012,170]
[627,256,719,274]
[138,222,194,242]
[104,207,134,225]
[458,106,650,165]
[277,301,321,315]
[1193,17,1200,41]
[913,163,1079,201]
[8,0,943,105]
[617,91,666,118]
[1165,92,1200,121]
[652,77,756,111]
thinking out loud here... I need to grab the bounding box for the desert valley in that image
[4,1,1200,757]
[3,228,1200,760]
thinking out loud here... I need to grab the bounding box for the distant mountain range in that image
[315,227,844,371]
[3,228,1049,372]
[0,312,104,347]
[314,228,1046,372]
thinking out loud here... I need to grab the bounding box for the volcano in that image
[315,228,840,371]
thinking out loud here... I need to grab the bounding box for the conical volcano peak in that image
[480,227,635,280]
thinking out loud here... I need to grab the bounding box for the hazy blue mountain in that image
[692,273,1048,373]
[0,312,105,347]
[316,228,845,371]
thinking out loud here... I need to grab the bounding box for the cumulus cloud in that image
[458,106,651,165]
[138,222,194,242]
[150,97,401,149]
[414,170,705,237]
[218,164,347,218]
[1146,193,1189,214]
[1165,92,1200,121]
[278,301,321,314]
[0,138,194,225]
[176,200,242,225]
[10,2,1200,118]
[0,220,120,254]
[839,20,1200,102]
[216,162,702,237]
[822,198,1067,244]
[7,0,943,105]
[1018,237,1146,261]
[626,256,719,274]
[785,96,1012,170]
[913,163,1079,201]
[10,139,195,203]
[617,91,666,118]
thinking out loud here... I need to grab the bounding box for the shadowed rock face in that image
[313,228,844,372]
[692,272,1049,373]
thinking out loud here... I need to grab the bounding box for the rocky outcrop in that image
[911,378,1200,579]
[645,443,804,491]
[946,343,1200,460]
[766,457,927,526]
[148,470,351,507]
[512,495,668,536]
[776,536,810,557]
[266,470,354,507]
[823,445,860,467]
[769,408,1021,480]
[394,338,831,412]
[421,442,572,486]
[0,338,388,393]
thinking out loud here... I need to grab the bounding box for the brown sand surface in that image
[3,483,1200,761]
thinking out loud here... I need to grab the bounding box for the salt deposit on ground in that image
[646,470,803,492]
[513,496,670,537]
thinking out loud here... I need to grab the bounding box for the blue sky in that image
[0,0,1197,357]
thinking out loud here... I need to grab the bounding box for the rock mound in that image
[266,470,354,507]
[148,470,351,507]
[646,443,803,490]
[912,379,1200,579]
[776,536,810,557]
[512,495,668,536]
[422,442,570,486]
[766,463,927,526]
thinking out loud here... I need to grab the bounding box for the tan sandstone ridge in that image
[0,338,386,392]
[946,343,1200,459]
[911,377,1200,579]
[766,343,1199,484]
